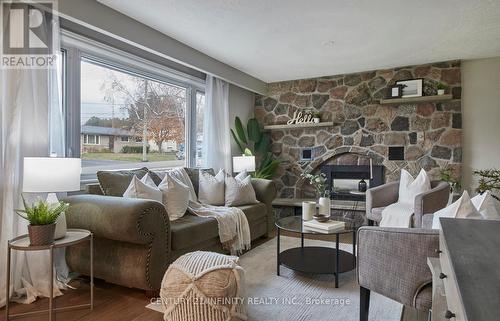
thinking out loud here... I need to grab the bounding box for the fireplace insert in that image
[320,164,385,201]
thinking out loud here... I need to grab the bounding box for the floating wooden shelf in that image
[263,121,334,130]
[379,94,453,105]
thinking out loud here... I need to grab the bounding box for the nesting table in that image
[5,229,93,321]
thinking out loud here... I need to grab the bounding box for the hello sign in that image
[287,111,315,125]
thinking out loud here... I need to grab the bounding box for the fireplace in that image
[320,164,384,201]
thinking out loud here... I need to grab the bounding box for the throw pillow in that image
[159,173,190,221]
[235,170,248,181]
[183,167,215,196]
[148,170,166,186]
[432,191,482,229]
[471,191,500,219]
[398,169,431,205]
[225,171,258,207]
[198,169,225,205]
[97,167,149,196]
[123,174,163,203]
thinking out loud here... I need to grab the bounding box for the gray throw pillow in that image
[183,167,215,196]
[97,167,149,196]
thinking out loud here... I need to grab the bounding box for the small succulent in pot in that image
[436,82,446,95]
[16,196,70,245]
[313,112,321,123]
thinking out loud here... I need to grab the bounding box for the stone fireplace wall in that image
[254,61,462,198]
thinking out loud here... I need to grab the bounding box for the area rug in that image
[147,236,402,321]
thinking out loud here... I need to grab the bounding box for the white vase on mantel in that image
[318,197,331,215]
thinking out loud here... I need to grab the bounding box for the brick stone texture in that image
[254,61,462,197]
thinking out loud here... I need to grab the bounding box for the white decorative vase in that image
[318,197,331,215]
[47,193,67,239]
[437,89,445,95]
[54,213,67,239]
[302,201,316,221]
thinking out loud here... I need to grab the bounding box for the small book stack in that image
[303,220,345,234]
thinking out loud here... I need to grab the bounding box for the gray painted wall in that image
[229,84,255,157]
[462,57,500,204]
[57,0,267,94]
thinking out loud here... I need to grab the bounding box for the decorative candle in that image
[369,158,373,179]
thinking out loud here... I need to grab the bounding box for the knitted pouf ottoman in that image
[160,251,247,321]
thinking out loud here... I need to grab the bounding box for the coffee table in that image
[275,216,360,288]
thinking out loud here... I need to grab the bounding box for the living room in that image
[1,1,500,321]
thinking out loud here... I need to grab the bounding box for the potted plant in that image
[16,196,70,246]
[474,169,500,201]
[436,82,446,95]
[301,172,330,215]
[440,167,462,194]
[231,117,281,179]
[313,112,321,123]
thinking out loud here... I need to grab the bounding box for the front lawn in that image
[82,152,177,162]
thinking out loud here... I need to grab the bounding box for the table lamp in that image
[232,155,256,173]
[23,157,81,239]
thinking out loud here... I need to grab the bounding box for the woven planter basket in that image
[28,224,56,246]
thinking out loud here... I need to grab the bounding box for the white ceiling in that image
[99,0,500,83]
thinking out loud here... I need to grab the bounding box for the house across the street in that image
[81,125,142,153]
[81,125,179,153]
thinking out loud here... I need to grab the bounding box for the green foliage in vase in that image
[474,169,500,201]
[16,196,69,226]
[439,167,462,193]
[230,117,281,179]
[301,172,329,198]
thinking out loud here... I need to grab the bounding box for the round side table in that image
[5,229,93,321]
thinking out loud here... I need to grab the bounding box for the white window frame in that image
[61,30,206,173]
[83,134,100,145]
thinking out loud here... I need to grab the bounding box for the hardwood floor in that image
[0,232,354,321]
[0,278,163,321]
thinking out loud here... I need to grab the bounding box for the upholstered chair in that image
[365,181,450,227]
[357,226,440,321]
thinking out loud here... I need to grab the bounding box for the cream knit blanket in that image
[170,168,251,255]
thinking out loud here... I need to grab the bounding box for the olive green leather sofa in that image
[64,168,277,293]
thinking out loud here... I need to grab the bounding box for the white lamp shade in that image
[232,155,256,173]
[23,157,81,192]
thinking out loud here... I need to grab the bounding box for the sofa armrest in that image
[251,178,277,206]
[366,181,399,214]
[251,178,277,234]
[413,181,450,227]
[64,194,170,246]
[64,194,171,290]
[357,227,439,307]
